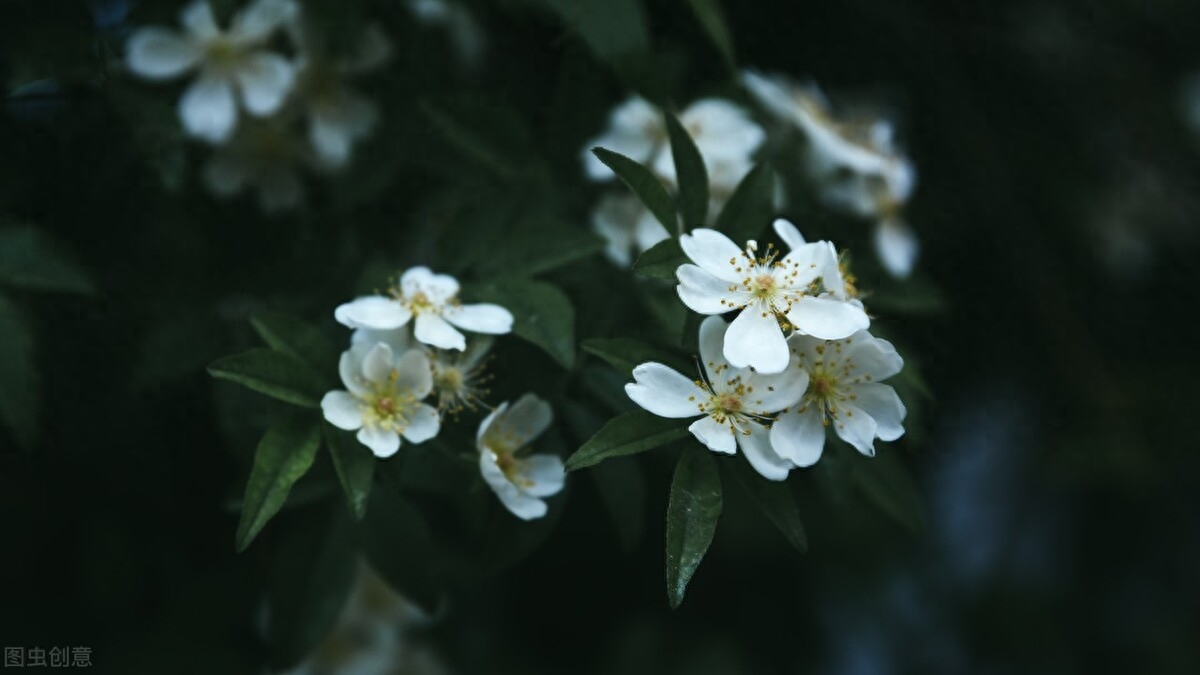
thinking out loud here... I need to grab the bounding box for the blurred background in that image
[2,0,1199,673]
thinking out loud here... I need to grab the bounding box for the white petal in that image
[850,383,905,442]
[491,394,553,448]
[633,209,671,252]
[443,303,513,335]
[583,97,662,180]
[358,425,401,458]
[126,28,200,79]
[845,332,903,381]
[518,454,566,497]
[180,1,220,40]
[625,363,707,419]
[832,405,878,457]
[770,406,826,467]
[179,73,236,143]
[697,315,730,381]
[590,194,639,266]
[309,92,377,167]
[401,403,440,444]
[475,402,508,449]
[334,296,412,330]
[676,264,749,315]
[350,327,413,353]
[688,416,736,454]
[479,450,548,520]
[414,313,466,351]
[401,266,459,303]
[724,307,790,374]
[786,297,869,341]
[741,70,797,122]
[338,346,371,396]
[679,228,747,282]
[874,217,919,279]
[394,349,434,398]
[361,343,395,383]
[744,366,809,413]
[737,421,792,481]
[235,53,295,116]
[321,391,363,430]
[231,0,297,43]
[772,218,806,250]
[680,98,765,162]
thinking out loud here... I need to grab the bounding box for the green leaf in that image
[685,0,736,70]
[582,337,693,376]
[0,224,95,295]
[250,311,339,378]
[355,488,444,614]
[208,348,326,408]
[0,293,37,448]
[591,147,678,235]
[324,425,376,521]
[535,0,650,61]
[267,507,356,669]
[715,164,776,244]
[471,279,576,369]
[726,460,808,552]
[665,447,722,609]
[632,237,687,280]
[852,450,927,535]
[566,410,690,471]
[592,457,647,553]
[664,111,710,228]
[478,220,605,278]
[235,413,323,552]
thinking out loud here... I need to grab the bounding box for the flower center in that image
[406,290,435,314]
[363,373,418,432]
[750,273,777,300]
[205,38,244,74]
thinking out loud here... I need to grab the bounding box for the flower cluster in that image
[125,0,389,212]
[321,266,563,519]
[743,71,920,278]
[583,97,766,265]
[627,222,906,479]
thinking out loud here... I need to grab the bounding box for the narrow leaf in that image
[592,147,678,234]
[250,311,339,378]
[665,447,722,609]
[566,410,690,471]
[632,237,687,280]
[0,293,37,448]
[664,111,710,228]
[685,0,736,70]
[715,164,776,244]
[325,424,376,521]
[582,337,693,376]
[471,279,576,369]
[0,224,96,295]
[208,348,326,408]
[852,451,927,535]
[726,460,808,552]
[235,413,323,552]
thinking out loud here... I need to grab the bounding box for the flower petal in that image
[338,346,371,396]
[235,52,295,116]
[849,383,905,442]
[832,405,878,457]
[231,0,297,43]
[845,332,903,381]
[179,73,237,143]
[350,327,413,353]
[679,228,747,282]
[874,217,919,279]
[518,454,566,497]
[724,307,790,374]
[583,97,662,180]
[361,343,395,383]
[770,406,826,467]
[626,363,707,419]
[475,401,509,448]
[744,365,809,413]
[126,28,200,79]
[401,266,459,303]
[180,1,220,40]
[414,313,466,351]
[490,394,553,449]
[479,450,548,520]
[590,193,640,266]
[737,421,792,481]
[772,218,807,250]
[321,390,363,430]
[310,92,377,167]
[697,315,730,382]
[335,296,412,331]
[443,303,513,335]
[786,297,869,341]
[688,416,736,454]
[401,403,440,444]
[394,348,434,398]
[358,425,401,458]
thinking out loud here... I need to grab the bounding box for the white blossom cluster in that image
[322,266,565,520]
[627,220,907,479]
[125,0,389,212]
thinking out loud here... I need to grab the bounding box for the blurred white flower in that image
[625,316,808,480]
[477,394,565,520]
[408,0,486,67]
[202,118,311,213]
[583,97,765,265]
[675,223,869,374]
[743,71,920,278]
[429,336,493,414]
[770,330,906,467]
[321,342,441,458]
[126,0,298,143]
[334,267,513,351]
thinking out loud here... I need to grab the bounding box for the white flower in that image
[743,71,920,278]
[769,330,906,467]
[590,193,671,267]
[334,267,513,351]
[202,118,311,213]
[321,343,441,458]
[126,0,298,143]
[675,223,869,374]
[477,394,565,520]
[625,316,808,480]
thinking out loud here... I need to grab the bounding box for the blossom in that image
[126,0,298,143]
[590,193,671,267]
[321,343,440,458]
[675,223,869,374]
[428,336,493,414]
[334,267,513,351]
[202,118,311,213]
[769,330,906,467]
[625,316,808,480]
[477,394,565,520]
[743,71,920,278]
